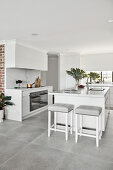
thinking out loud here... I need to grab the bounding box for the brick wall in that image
[0,45,5,92]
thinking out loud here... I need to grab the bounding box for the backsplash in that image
[6,68,41,88]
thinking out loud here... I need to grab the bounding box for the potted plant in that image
[0,93,14,122]
[89,72,100,83]
[66,68,88,90]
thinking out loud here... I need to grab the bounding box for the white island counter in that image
[50,87,110,132]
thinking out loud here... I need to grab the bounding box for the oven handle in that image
[40,93,48,95]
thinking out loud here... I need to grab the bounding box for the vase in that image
[0,110,3,123]
[75,80,79,90]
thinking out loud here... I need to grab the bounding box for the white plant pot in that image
[0,110,3,123]
[75,84,78,90]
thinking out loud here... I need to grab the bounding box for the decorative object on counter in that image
[88,72,100,83]
[27,84,32,88]
[35,77,41,87]
[66,68,88,90]
[0,93,14,122]
[16,80,22,88]
[27,82,35,88]
[78,85,85,88]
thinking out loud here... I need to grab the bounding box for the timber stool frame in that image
[48,103,74,141]
[75,105,102,147]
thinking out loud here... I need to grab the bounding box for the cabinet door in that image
[22,94,30,117]
[15,44,48,70]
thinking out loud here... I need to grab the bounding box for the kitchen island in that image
[50,87,110,132]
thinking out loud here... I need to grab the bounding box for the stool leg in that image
[48,111,51,137]
[100,113,102,137]
[54,112,57,131]
[99,114,102,140]
[96,117,99,147]
[70,110,73,134]
[65,113,68,141]
[75,114,78,143]
[80,115,83,136]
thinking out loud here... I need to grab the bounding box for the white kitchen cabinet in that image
[5,86,53,122]
[5,40,48,71]
[22,92,30,117]
[89,84,113,109]
[109,87,113,109]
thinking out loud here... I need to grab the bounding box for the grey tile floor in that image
[0,111,113,170]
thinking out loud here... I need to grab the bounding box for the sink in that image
[90,88,105,91]
[64,89,80,94]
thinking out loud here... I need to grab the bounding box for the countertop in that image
[86,83,113,87]
[6,86,53,92]
[50,87,109,98]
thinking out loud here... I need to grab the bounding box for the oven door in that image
[30,90,48,112]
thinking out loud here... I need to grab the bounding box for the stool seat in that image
[75,105,102,116]
[48,103,74,113]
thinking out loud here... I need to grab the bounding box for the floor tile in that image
[32,130,75,153]
[55,152,113,170]
[0,135,26,165]
[0,143,65,170]
[0,120,22,135]
[69,135,113,163]
[23,111,53,129]
[6,124,45,143]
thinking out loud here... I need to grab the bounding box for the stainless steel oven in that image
[30,90,48,112]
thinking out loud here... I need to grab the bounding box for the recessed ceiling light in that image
[32,33,39,36]
[108,19,113,23]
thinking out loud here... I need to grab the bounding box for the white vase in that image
[75,83,78,90]
[75,80,79,90]
[0,110,3,123]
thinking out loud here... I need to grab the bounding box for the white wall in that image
[6,68,40,88]
[59,53,80,90]
[81,53,113,71]
[41,71,47,86]
[5,40,16,68]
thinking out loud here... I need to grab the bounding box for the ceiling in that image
[0,0,113,54]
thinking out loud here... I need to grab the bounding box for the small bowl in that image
[78,85,85,88]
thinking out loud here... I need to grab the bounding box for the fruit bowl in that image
[78,85,85,88]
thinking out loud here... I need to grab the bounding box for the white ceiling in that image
[0,0,113,54]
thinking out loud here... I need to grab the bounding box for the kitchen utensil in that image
[16,80,22,88]
[27,82,35,88]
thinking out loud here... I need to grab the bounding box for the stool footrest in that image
[77,129,102,139]
[50,128,66,133]
[56,123,71,127]
[50,123,72,132]
[77,132,96,138]
[82,127,96,131]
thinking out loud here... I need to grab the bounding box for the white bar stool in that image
[75,105,102,147]
[48,103,74,141]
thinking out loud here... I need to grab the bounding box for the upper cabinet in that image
[5,40,48,71]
